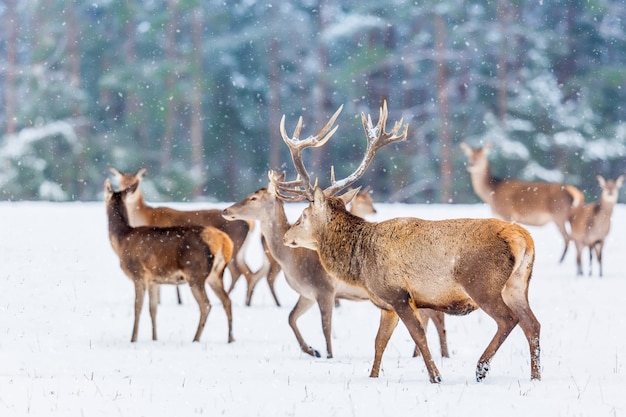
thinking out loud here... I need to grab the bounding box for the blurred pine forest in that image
[1,0,625,203]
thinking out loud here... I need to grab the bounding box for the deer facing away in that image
[460,142,583,263]
[569,174,624,276]
[273,102,540,382]
[223,171,449,360]
[104,179,234,343]
[109,167,279,307]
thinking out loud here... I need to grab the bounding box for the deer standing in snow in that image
[222,106,448,360]
[569,174,624,276]
[460,142,583,263]
[273,102,540,382]
[108,167,279,307]
[105,179,234,343]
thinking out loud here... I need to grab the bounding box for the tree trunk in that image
[434,13,452,203]
[268,37,282,171]
[190,6,204,198]
[161,0,178,170]
[4,0,17,135]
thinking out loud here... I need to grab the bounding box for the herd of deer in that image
[104,101,623,384]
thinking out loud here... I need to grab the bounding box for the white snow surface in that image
[1,200,625,417]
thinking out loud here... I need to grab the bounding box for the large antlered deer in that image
[104,179,234,343]
[460,142,583,263]
[223,168,448,359]
[109,167,279,307]
[272,101,541,382]
[569,174,624,276]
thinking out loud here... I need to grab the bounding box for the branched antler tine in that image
[324,100,409,196]
[274,105,343,201]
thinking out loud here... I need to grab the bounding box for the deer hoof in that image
[476,363,490,382]
[430,375,442,384]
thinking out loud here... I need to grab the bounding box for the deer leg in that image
[265,257,282,307]
[412,309,429,357]
[245,263,266,307]
[226,261,241,294]
[288,296,319,357]
[424,309,449,358]
[475,297,518,382]
[206,277,234,343]
[370,308,399,377]
[392,299,442,383]
[594,241,604,277]
[317,293,335,359]
[557,221,570,263]
[176,285,183,305]
[502,282,541,381]
[148,283,160,341]
[131,280,146,343]
[189,283,211,342]
[575,241,584,276]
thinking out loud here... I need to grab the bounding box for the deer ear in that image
[483,141,493,153]
[137,168,148,180]
[109,166,121,178]
[313,186,326,206]
[616,174,625,188]
[104,179,114,200]
[339,187,361,207]
[596,175,606,187]
[459,142,472,156]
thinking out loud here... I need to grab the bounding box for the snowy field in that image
[1,199,625,417]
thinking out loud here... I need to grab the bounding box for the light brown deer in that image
[104,179,234,343]
[460,142,583,263]
[272,101,540,382]
[223,172,449,360]
[108,167,279,307]
[569,174,624,276]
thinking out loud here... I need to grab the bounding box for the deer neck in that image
[316,208,369,287]
[468,163,497,204]
[124,189,152,226]
[597,197,617,219]
[107,194,133,246]
[257,200,293,261]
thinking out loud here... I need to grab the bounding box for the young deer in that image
[104,179,234,343]
[108,167,279,307]
[460,142,583,263]
[273,101,540,382]
[569,174,624,276]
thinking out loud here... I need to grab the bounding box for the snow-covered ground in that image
[1,200,624,416]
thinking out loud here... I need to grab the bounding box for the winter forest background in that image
[1,0,626,204]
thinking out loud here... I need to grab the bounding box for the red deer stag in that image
[272,101,541,382]
[223,172,449,360]
[569,174,624,276]
[460,142,583,263]
[104,179,234,343]
[223,105,447,360]
[108,167,279,307]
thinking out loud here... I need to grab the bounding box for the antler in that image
[271,105,343,201]
[323,100,408,196]
[271,100,408,201]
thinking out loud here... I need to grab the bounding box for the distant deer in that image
[460,142,583,263]
[348,187,377,218]
[109,167,279,307]
[222,107,448,360]
[104,179,234,343]
[569,174,624,276]
[272,101,540,382]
